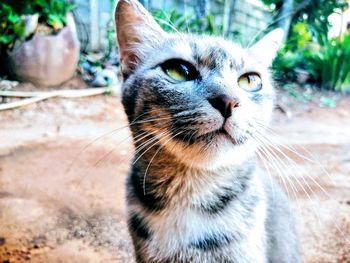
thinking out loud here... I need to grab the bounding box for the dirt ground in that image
[0,84,350,263]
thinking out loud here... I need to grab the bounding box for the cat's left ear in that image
[114,0,166,76]
[249,29,284,65]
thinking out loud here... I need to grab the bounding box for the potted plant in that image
[0,0,80,87]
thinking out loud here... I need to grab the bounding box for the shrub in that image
[310,33,350,92]
[31,0,76,30]
[0,0,76,54]
[2,0,75,30]
[272,23,319,83]
[0,4,25,50]
[261,0,348,43]
[272,23,350,92]
[152,9,223,36]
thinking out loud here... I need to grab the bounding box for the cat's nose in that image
[208,94,240,119]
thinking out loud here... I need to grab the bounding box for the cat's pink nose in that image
[208,94,240,119]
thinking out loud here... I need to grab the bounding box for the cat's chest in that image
[140,195,267,262]
[129,161,267,261]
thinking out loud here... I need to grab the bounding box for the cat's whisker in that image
[76,130,163,188]
[186,130,197,146]
[133,116,172,125]
[153,16,183,36]
[97,129,165,173]
[252,117,333,185]
[246,123,304,207]
[255,135,310,209]
[253,124,331,198]
[251,125,319,200]
[250,123,350,241]
[255,139,296,204]
[132,115,204,167]
[72,130,154,188]
[270,133,334,189]
[258,142,327,230]
[259,143,349,240]
[142,131,184,195]
[132,131,170,165]
[65,110,173,174]
[252,133,321,228]
[72,125,171,189]
[255,149,276,199]
[92,130,151,168]
[65,124,130,174]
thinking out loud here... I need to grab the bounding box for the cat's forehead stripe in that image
[189,39,243,70]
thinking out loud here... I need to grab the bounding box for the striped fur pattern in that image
[115,1,300,262]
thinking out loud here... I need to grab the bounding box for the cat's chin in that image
[207,129,239,145]
[193,126,248,147]
[158,132,256,170]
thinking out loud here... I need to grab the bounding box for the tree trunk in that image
[277,0,294,41]
[223,0,237,37]
[195,0,208,19]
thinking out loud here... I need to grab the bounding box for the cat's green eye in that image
[238,73,262,92]
[161,59,198,82]
[166,66,187,81]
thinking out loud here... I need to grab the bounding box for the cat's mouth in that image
[192,126,238,145]
[214,127,238,145]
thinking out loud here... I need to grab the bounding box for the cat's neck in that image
[130,141,257,212]
[136,140,255,176]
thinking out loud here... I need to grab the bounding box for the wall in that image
[231,0,272,44]
[74,0,112,52]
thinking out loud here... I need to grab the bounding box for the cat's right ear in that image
[249,28,284,66]
[115,0,166,76]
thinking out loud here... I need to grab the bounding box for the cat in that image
[114,0,300,262]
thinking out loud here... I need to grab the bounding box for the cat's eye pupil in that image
[247,76,252,83]
[179,64,189,75]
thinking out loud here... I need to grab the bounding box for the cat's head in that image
[115,0,283,169]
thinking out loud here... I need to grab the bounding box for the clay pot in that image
[5,21,80,87]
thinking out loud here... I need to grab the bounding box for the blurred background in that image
[0,0,350,262]
[1,0,350,92]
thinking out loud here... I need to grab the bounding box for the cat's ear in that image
[115,0,166,76]
[249,28,284,65]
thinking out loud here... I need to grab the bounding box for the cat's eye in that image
[238,73,262,92]
[161,59,198,82]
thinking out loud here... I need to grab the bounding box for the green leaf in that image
[48,14,64,29]
[14,23,25,37]
[8,12,20,23]
[0,34,14,45]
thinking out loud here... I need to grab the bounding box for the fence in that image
[74,0,272,51]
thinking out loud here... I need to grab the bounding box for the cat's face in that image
[115,0,283,169]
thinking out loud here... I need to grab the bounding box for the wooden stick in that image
[0,87,115,111]
[0,87,111,98]
[0,93,57,111]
